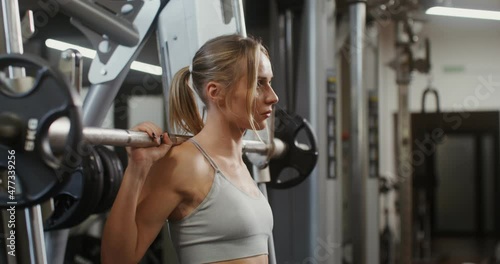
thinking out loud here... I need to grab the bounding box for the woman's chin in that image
[254,121,268,131]
[244,119,269,131]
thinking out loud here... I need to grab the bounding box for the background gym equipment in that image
[269,109,318,189]
[44,146,104,231]
[92,146,123,214]
[0,0,49,262]
[413,72,441,261]
[0,53,83,209]
[390,16,430,263]
[43,145,124,230]
[379,176,398,264]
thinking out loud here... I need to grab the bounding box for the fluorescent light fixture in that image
[46,39,96,58]
[426,6,500,21]
[45,39,162,75]
[130,61,162,75]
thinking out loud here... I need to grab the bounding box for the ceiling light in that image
[426,6,500,21]
[45,39,162,75]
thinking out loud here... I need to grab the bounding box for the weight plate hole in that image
[294,127,312,151]
[50,193,77,219]
[0,72,36,97]
[276,167,300,184]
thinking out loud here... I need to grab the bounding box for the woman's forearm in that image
[101,164,150,264]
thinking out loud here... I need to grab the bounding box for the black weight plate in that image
[45,146,104,230]
[269,109,318,189]
[0,53,82,208]
[93,146,123,214]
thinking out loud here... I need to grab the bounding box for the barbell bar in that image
[46,118,287,157]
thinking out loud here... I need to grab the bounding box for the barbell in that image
[0,53,318,210]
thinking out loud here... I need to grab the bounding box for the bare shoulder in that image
[148,140,210,192]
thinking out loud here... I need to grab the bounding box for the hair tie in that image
[186,64,199,99]
[188,74,194,90]
[187,65,195,95]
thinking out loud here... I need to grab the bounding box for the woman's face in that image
[226,52,279,131]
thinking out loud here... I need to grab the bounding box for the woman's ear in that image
[206,81,225,106]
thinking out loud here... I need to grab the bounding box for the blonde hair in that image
[169,34,269,135]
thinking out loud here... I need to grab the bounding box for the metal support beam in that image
[1,0,25,77]
[254,167,276,264]
[55,0,139,47]
[233,0,247,37]
[349,1,368,264]
[395,20,413,264]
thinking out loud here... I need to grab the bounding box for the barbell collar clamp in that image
[270,138,287,159]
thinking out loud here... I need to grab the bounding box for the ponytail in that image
[168,66,204,135]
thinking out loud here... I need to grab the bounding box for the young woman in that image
[101,34,279,264]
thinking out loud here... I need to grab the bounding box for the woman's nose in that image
[266,87,279,105]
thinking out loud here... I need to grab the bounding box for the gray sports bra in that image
[169,139,274,264]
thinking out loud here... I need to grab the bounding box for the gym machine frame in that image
[0,0,285,263]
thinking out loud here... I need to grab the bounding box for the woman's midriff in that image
[211,254,268,264]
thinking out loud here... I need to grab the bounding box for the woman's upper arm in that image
[133,152,185,259]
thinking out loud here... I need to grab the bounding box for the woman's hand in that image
[126,122,173,167]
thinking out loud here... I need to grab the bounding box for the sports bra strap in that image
[189,138,219,171]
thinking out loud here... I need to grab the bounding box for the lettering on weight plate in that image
[24,118,38,151]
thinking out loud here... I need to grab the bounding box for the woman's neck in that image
[194,111,245,161]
